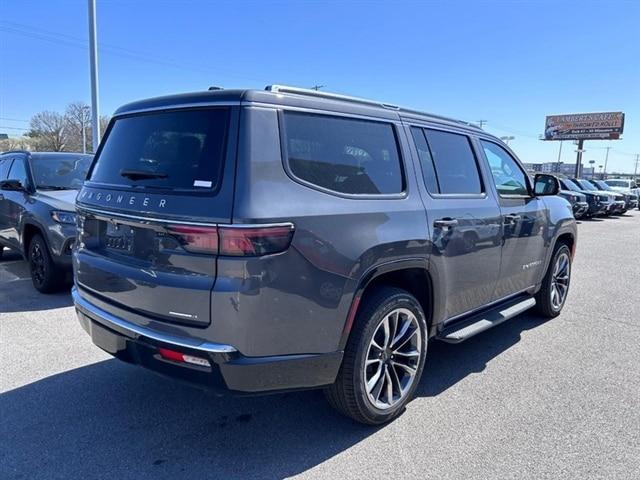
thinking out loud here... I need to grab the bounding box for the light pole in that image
[81,114,86,154]
[556,140,563,168]
[603,146,611,178]
[574,140,585,177]
[88,0,100,152]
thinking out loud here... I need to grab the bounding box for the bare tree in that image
[27,111,68,151]
[24,105,111,154]
[65,101,92,153]
[0,136,34,152]
[100,115,110,137]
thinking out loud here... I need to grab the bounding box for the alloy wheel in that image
[550,252,570,310]
[30,242,46,286]
[364,308,422,410]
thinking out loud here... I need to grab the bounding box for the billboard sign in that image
[544,112,624,141]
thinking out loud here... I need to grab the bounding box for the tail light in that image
[167,223,294,257]
[166,225,219,254]
[218,225,294,256]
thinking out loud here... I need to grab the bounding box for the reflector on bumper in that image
[158,348,211,367]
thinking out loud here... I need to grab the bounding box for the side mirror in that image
[534,174,560,196]
[0,179,25,191]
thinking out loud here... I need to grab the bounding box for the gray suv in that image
[0,151,92,292]
[72,86,577,424]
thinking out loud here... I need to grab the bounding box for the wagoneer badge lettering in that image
[80,189,167,208]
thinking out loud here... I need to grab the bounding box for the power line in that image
[0,20,267,83]
[0,126,30,131]
[0,116,30,123]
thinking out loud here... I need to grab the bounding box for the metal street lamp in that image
[88,0,100,152]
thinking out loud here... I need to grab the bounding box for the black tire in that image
[534,243,572,318]
[324,287,428,425]
[28,234,64,293]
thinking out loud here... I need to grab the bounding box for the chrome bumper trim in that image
[72,286,237,354]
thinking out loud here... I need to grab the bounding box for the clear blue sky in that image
[1,0,639,173]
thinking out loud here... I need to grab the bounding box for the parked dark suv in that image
[0,151,92,292]
[558,178,610,217]
[73,86,577,424]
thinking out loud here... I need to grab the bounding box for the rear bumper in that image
[72,287,343,394]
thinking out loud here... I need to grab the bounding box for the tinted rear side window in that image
[423,129,482,194]
[283,112,404,195]
[410,127,439,194]
[89,108,229,191]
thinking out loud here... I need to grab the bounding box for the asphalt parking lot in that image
[1,211,639,480]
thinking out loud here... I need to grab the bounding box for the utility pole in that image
[602,146,611,179]
[311,85,325,91]
[88,0,101,152]
[556,140,563,169]
[81,115,87,154]
[634,154,639,177]
[574,140,585,177]
[477,120,487,129]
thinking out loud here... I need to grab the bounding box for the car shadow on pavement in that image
[418,312,548,398]
[0,313,547,480]
[0,249,73,313]
[0,283,73,314]
[0,359,380,480]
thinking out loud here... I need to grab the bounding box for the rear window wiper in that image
[120,169,168,181]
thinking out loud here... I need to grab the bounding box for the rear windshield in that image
[89,108,229,191]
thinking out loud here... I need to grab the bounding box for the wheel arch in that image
[555,232,575,256]
[21,221,48,260]
[536,228,576,291]
[339,258,434,350]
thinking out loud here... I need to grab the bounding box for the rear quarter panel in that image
[210,105,429,356]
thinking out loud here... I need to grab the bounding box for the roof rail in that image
[264,84,481,131]
[265,84,400,111]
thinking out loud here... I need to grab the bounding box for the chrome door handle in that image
[434,218,458,229]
